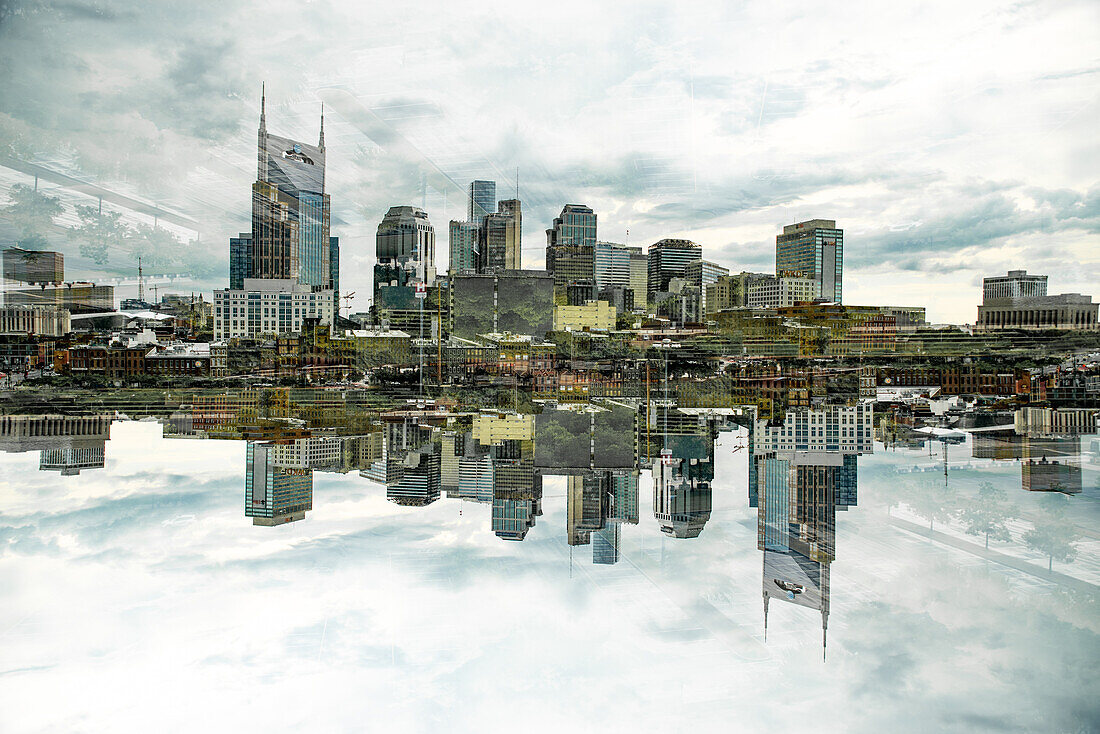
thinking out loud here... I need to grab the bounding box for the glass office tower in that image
[775,219,843,303]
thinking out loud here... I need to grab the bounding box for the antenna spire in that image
[319,102,325,148]
[259,82,266,131]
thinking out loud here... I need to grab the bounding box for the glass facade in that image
[775,220,844,303]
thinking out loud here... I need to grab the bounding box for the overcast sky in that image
[2,422,1099,730]
[0,0,1097,322]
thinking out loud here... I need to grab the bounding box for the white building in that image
[746,276,819,309]
[213,278,334,339]
[754,402,874,454]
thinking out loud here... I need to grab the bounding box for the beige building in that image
[472,412,535,445]
[746,276,819,308]
[554,300,615,332]
[0,306,71,336]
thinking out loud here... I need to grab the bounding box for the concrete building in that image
[448,220,481,275]
[145,342,228,377]
[984,270,1047,300]
[746,275,819,308]
[213,278,334,339]
[484,199,522,272]
[473,412,535,445]
[754,403,874,455]
[0,306,70,336]
[976,272,1097,331]
[375,205,436,290]
[554,300,615,332]
[776,219,843,303]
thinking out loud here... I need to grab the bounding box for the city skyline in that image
[0,1,1096,324]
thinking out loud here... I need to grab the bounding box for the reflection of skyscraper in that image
[39,447,105,475]
[376,419,442,506]
[653,434,714,539]
[754,405,870,655]
[0,415,111,474]
[245,441,314,526]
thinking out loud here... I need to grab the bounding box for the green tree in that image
[69,204,130,264]
[959,481,1017,549]
[2,183,62,246]
[1024,493,1081,572]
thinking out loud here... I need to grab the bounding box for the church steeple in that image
[318,102,325,150]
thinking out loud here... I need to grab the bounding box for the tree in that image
[959,481,1017,549]
[2,183,62,246]
[69,204,130,264]
[907,473,957,532]
[1024,493,1081,572]
[127,221,180,270]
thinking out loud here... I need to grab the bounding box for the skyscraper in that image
[249,89,333,290]
[775,219,843,303]
[484,199,522,271]
[468,180,497,222]
[448,220,481,274]
[375,205,436,298]
[246,441,314,526]
[546,204,597,304]
[228,234,251,290]
[647,238,701,298]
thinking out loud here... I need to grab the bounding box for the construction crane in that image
[341,291,356,318]
[137,257,144,303]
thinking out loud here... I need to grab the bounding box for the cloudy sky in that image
[2,422,1099,731]
[0,0,1097,322]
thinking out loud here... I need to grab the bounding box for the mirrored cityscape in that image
[2,1,1099,730]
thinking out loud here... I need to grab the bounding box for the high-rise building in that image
[484,199,522,271]
[448,220,481,274]
[249,90,333,290]
[684,259,729,316]
[629,250,648,311]
[3,247,63,287]
[546,204,597,304]
[775,219,843,303]
[647,238,702,298]
[229,233,251,290]
[468,180,496,222]
[245,441,314,526]
[375,205,436,305]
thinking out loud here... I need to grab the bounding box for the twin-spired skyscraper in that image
[230,88,339,297]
